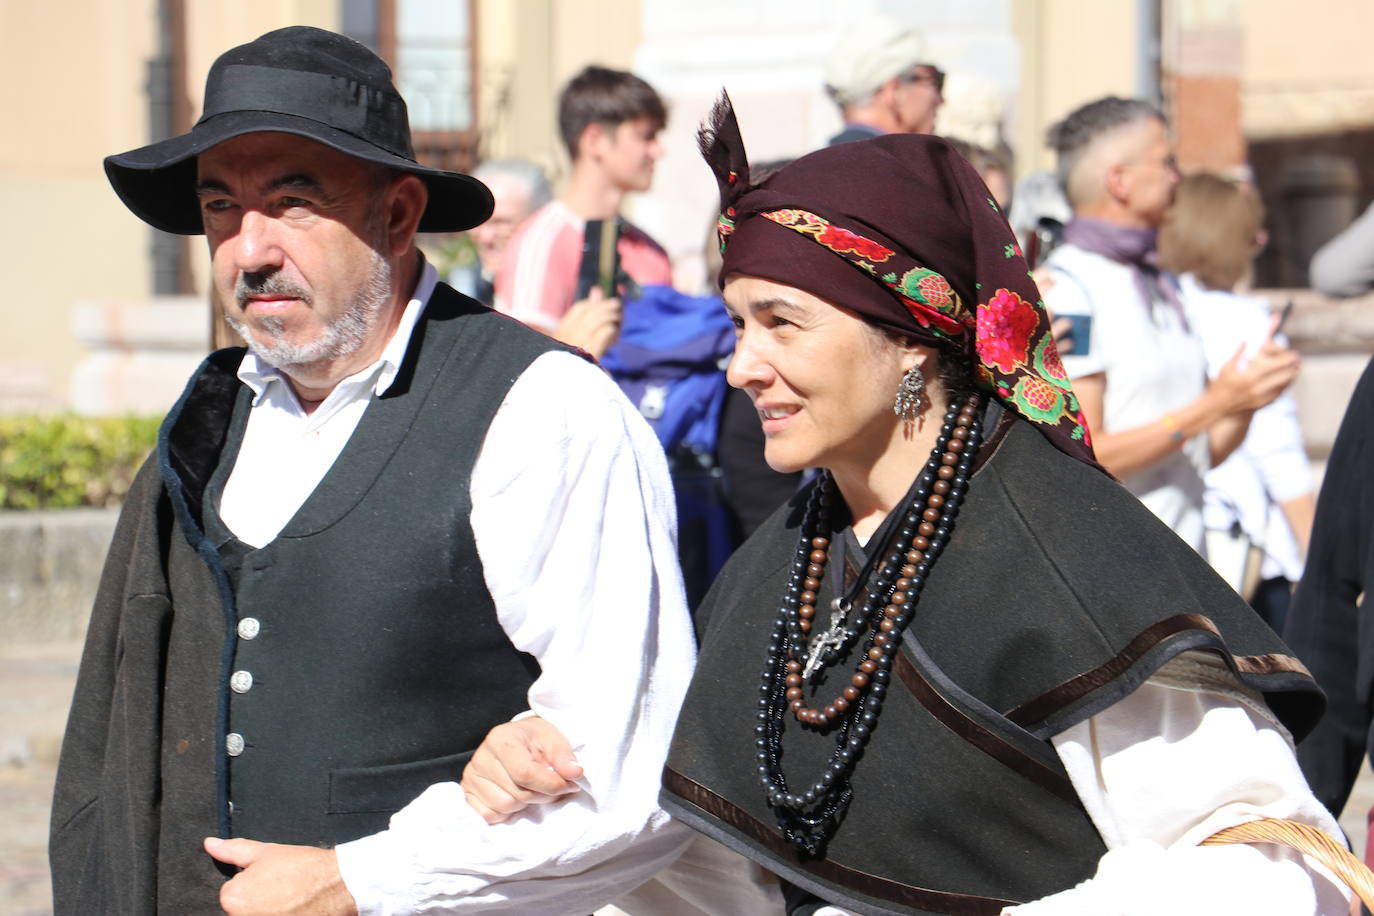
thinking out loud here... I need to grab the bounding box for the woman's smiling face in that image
[723,274,922,477]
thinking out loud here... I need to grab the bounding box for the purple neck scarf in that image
[1063,217,1187,328]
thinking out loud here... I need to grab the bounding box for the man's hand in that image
[461,716,583,824]
[205,837,358,916]
[552,288,623,358]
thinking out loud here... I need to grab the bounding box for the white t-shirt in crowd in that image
[1043,242,1211,552]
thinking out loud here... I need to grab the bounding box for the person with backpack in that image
[495,66,670,358]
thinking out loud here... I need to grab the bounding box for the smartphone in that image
[574,219,622,301]
[1058,313,1093,358]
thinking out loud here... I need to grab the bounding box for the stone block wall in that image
[0,510,118,642]
[1256,287,1374,469]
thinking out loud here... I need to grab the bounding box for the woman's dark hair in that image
[557,66,667,158]
[876,326,977,401]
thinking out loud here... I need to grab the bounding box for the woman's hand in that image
[552,288,623,358]
[1209,327,1300,416]
[460,716,583,824]
[1201,317,1300,467]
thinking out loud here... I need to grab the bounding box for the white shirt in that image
[1044,243,1211,552]
[806,652,1346,916]
[1181,275,1311,582]
[218,262,696,914]
[219,267,432,545]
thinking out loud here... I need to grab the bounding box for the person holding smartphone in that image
[496,66,672,358]
[1160,172,1315,628]
[1042,97,1298,554]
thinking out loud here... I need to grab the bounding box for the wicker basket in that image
[1202,817,1374,908]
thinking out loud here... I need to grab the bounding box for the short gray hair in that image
[1046,97,1164,208]
[471,158,552,212]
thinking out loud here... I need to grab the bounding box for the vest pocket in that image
[327,749,475,815]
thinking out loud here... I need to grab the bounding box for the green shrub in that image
[0,414,161,509]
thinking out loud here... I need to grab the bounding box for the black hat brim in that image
[105,109,494,235]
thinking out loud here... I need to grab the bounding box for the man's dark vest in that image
[664,408,1323,916]
[178,284,564,846]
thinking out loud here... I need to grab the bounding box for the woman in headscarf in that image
[460,96,1345,915]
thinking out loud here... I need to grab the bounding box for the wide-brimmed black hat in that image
[105,26,493,235]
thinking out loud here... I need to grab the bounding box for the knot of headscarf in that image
[699,92,1097,467]
[1062,218,1188,328]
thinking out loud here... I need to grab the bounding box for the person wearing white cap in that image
[824,15,945,146]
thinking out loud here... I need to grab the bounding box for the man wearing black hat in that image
[50,26,693,915]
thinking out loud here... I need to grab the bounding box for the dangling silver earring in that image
[894,364,925,421]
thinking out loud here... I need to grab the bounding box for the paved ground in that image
[0,641,82,916]
[4,639,1373,915]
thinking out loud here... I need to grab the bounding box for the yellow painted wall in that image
[476,0,641,187]
[1242,0,1373,86]
[1240,0,1374,137]
[1,0,160,408]
[1012,0,1140,178]
[0,0,341,410]
[184,0,339,92]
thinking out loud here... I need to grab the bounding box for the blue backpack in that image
[601,284,736,465]
[601,284,738,606]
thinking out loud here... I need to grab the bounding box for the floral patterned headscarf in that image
[701,93,1096,466]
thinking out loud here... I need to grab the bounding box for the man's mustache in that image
[235,272,312,308]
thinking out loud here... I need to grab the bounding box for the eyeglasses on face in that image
[898,67,945,93]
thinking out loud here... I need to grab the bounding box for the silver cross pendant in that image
[802,597,851,681]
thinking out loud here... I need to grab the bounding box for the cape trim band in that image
[662,766,1017,915]
[1004,612,1314,727]
[892,653,1078,804]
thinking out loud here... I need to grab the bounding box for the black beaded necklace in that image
[756,393,984,855]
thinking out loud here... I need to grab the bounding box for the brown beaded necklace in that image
[757,394,984,855]
[785,398,979,727]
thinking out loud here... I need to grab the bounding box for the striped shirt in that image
[494,199,673,331]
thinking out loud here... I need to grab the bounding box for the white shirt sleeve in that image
[1241,388,1314,506]
[610,833,788,916]
[1004,651,1350,916]
[334,350,696,915]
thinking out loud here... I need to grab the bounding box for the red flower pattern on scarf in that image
[976,289,1039,374]
[916,273,955,309]
[816,223,894,262]
[1038,331,1068,381]
[761,210,894,263]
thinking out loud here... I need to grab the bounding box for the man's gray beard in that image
[225,248,393,374]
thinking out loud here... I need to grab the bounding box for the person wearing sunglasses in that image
[824,15,946,146]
